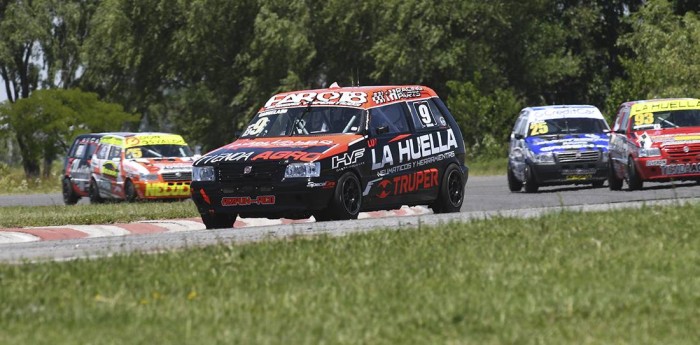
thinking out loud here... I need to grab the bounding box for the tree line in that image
[1,0,699,177]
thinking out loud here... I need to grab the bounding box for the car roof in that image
[621,98,700,115]
[260,84,438,111]
[522,105,605,121]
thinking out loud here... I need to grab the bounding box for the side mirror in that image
[375,126,389,135]
[233,130,243,139]
[513,133,524,140]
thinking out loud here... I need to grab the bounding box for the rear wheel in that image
[524,166,539,193]
[202,213,237,229]
[62,178,80,205]
[608,160,623,191]
[431,164,465,213]
[88,179,104,204]
[507,165,522,192]
[317,172,362,221]
[627,157,643,190]
[125,180,138,202]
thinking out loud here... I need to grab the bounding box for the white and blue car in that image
[507,105,610,193]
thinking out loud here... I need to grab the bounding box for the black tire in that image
[608,160,623,191]
[524,165,539,193]
[125,179,138,202]
[592,180,605,188]
[62,178,80,205]
[431,164,465,213]
[202,213,237,229]
[318,172,362,221]
[627,157,643,191]
[88,179,104,204]
[507,165,523,192]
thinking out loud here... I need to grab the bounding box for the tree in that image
[606,0,700,116]
[0,88,138,178]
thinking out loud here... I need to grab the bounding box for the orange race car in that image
[63,132,195,204]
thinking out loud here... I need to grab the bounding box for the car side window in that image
[96,144,110,159]
[108,146,122,160]
[514,114,528,137]
[618,107,630,133]
[409,99,447,130]
[72,144,86,158]
[369,103,410,136]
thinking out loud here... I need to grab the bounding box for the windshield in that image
[632,109,700,130]
[125,145,192,159]
[241,106,365,138]
[528,117,609,137]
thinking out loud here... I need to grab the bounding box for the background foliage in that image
[2,0,699,177]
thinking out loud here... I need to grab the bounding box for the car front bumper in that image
[531,161,608,185]
[191,178,335,218]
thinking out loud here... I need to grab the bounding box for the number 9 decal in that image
[243,117,270,136]
[413,101,435,127]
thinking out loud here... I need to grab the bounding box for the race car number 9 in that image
[413,101,435,127]
[529,122,548,135]
[243,117,270,136]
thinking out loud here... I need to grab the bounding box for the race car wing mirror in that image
[376,126,389,135]
[513,133,524,140]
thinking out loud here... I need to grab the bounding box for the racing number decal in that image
[243,117,270,136]
[529,122,548,136]
[413,101,436,127]
[634,113,654,127]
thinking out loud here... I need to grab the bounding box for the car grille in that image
[217,162,285,184]
[663,143,700,158]
[556,150,600,163]
[162,172,192,181]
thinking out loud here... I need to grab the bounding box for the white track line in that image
[0,231,41,244]
[139,220,205,232]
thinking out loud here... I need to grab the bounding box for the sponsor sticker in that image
[221,195,276,206]
[660,162,700,176]
[145,182,191,197]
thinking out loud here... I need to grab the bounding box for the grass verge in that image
[1,203,699,344]
[467,156,506,176]
[0,163,61,194]
[0,201,199,228]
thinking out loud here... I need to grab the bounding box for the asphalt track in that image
[1,175,699,262]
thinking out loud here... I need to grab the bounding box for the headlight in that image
[601,152,609,163]
[639,148,661,157]
[140,173,160,181]
[192,166,215,181]
[532,152,555,164]
[284,162,321,178]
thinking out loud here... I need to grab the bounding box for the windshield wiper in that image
[289,100,314,136]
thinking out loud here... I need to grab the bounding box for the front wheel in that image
[201,213,237,229]
[62,178,80,205]
[316,172,362,221]
[524,166,539,193]
[431,164,465,213]
[507,165,523,192]
[608,160,623,191]
[89,179,104,204]
[627,157,643,190]
[125,180,138,202]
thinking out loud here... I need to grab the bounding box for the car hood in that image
[124,157,193,175]
[525,133,608,155]
[633,127,700,149]
[195,135,364,166]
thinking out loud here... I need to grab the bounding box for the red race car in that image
[609,98,700,190]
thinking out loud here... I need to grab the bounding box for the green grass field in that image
[1,203,699,344]
[0,201,199,228]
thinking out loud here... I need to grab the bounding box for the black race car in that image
[190,85,468,229]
